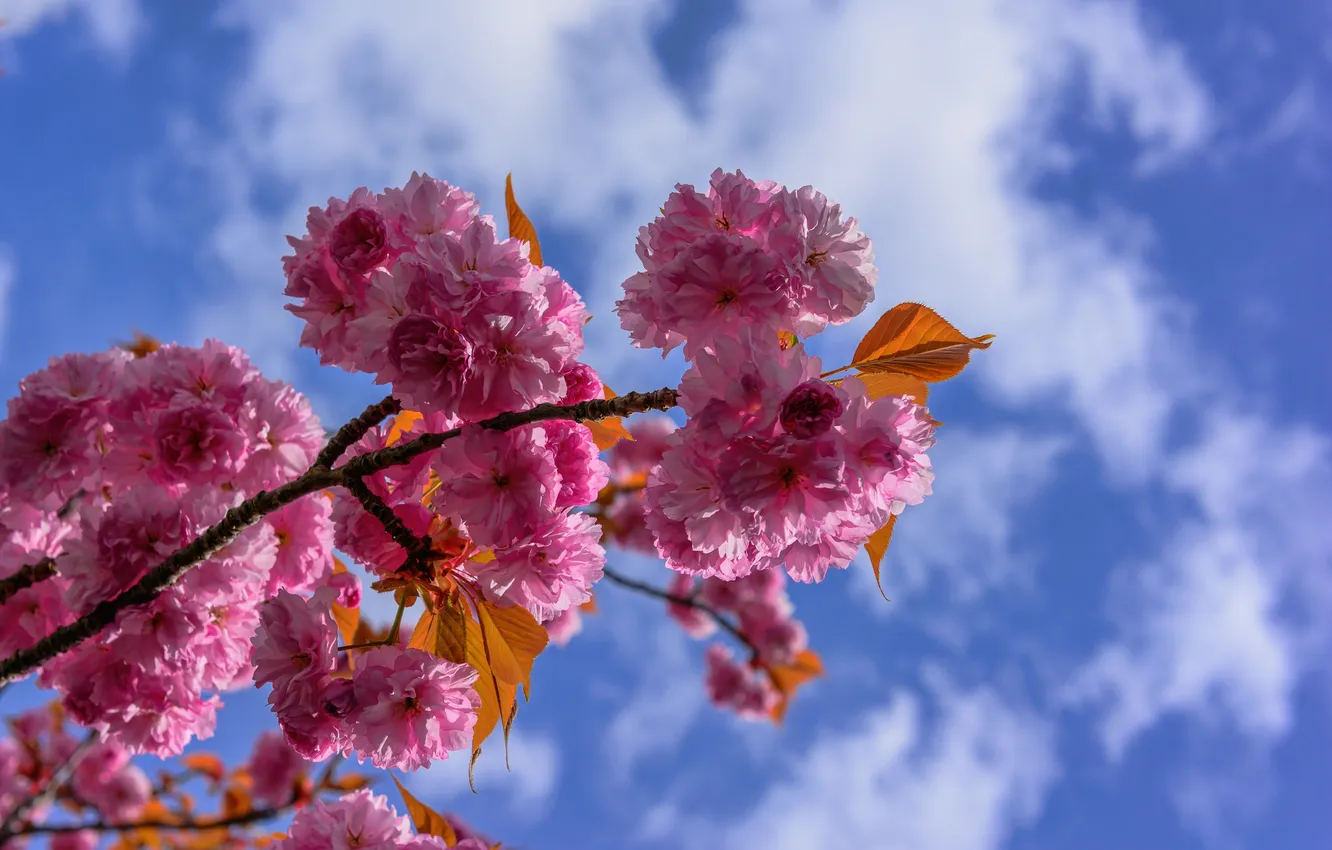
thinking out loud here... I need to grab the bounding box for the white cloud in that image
[0,0,141,57]
[408,727,560,818]
[1066,409,1332,759]
[715,670,1057,850]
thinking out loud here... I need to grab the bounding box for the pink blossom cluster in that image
[251,589,479,771]
[330,410,610,629]
[667,569,807,719]
[248,729,313,809]
[643,330,936,584]
[283,173,591,421]
[0,706,150,834]
[273,788,478,850]
[616,168,876,358]
[0,343,332,756]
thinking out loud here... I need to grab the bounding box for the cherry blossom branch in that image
[342,474,434,571]
[13,805,288,837]
[600,566,760,657]
[0,557,56,606]
[0,388,679,685]
[0,731,98,842]
[315,395,402,468]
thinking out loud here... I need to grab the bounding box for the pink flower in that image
[431,425,559,547]
[607,415,677,480]
[558,362,604,405]
[542,605,583,647]
[665,573,716,639]
[51,830,99,850]
[348,646,479,771]
[73,745,150,821]
[150,400,250,485]
[774,185,876,333]
[477,512,605,621]
[275,789,415,850]
[265,496,335,595]
[379,172,479,246]
[540,421,610,509]
[249,729,308,808]
[779,380,845,439]
[252,589,340,711]
[241,379,325,492]
[382,312,474,413]
[328,206,392,275]
[737,599,807,666]
[458,290,571,420]
[703,644,778,720]
[839,380,936,515]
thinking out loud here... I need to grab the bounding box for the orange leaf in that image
[847,372,929,404]
[586,384,632,450]
[579,594,598,614]
[386,410,423,446]
[180,753,225,784]
[849,302,993,382]
[392,774,458,843]
[222,782,251,819]
[504,174,543,267]
[481,599,549,698]
[864,515,897,602]
[475,601,524,690]
[326,773,373,792]
[332,592,361,647]
[765,650,825,723]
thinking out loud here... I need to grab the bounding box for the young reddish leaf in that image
[386,410,423,446]
[504,173,543,267]
[480,599,548,695]
[585,385,632,450]
[847,371,930,404]
[864,515,897,602]
[848,302,994,382]
[392,774,458,843]
[180,753,225,784]
[765,650,825,723]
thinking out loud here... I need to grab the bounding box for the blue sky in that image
[1,1,1330,848]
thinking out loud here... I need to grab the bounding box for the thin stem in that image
[386,597,407,645]
[0,388,678,686]
[315,395,401,469]
[600,567,760,658]
[0,731,98,841]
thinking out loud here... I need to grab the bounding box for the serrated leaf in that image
[505,174,542,267]
[475,601,524,690]
[864,515,897,602]
[392,774,458,843]
[849,302,993,382]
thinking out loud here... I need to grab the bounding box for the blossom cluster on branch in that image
[0,165,990,849]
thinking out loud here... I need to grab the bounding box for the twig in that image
[343,475,433,568]
[0,731,98,841]
[0,388,679,685]
[14,806,286,837]
[314,395,401,469]
[0,558,56,606]
[600,567,760,658]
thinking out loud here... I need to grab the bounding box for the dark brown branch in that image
[0,388,679,685]
[14,806,286,837]
[601,566,760,658]
[343,475,433,571]
[0,558,56,606]
[0,731,98,841]
[315,395,401,468]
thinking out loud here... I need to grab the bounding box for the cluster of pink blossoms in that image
[251,588,479,770]
[274,789,489,850]
[667,569,807,719]
[616,170,935,584]
[0,343,332,757]
[0,706,150,845]
[284,173,591,421]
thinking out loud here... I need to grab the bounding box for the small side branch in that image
[315,395,402,469]
[0,731,98,842]
[601,567,760,658]
[0,558,56,606]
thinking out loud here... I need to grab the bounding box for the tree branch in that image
[0,558,56,606]
[315,395,401,469]
[14,805,287,837]
[0,731,98,842]
[601,566,759,658]
[0,388,678,685]
[342,475,433,570]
